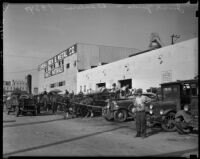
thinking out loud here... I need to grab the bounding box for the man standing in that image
[52,93,58,114]
[43,91,49,112]
[134,89,151,138]
[63,90,70,119]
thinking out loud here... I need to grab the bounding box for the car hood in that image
[115,99,133,107]
[151,100,177,110]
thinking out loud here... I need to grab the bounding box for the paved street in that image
[3,110,198,157]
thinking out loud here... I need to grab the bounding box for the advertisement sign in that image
[38,44,77,71]
[44,66,64,78]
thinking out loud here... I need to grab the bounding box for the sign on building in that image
[38,44,77,78]
[162,70,172,83]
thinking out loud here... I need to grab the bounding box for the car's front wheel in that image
[102,108,114,121]
[161,112,176,132]
[114,109,127,122]
[175,117,193,134]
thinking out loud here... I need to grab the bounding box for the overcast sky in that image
[3,3,198,89]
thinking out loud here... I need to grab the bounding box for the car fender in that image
[161,109,176,121]
[175,110,193,123]
[163,109,176,116]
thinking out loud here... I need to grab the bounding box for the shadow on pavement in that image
[3,125,128,157]
[145,127,164,138]
[3,118,64,128]
[3,120,16,123]
[151,147,198,157]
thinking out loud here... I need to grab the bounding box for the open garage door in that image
[118,79,132,89]
[96,83,106,90]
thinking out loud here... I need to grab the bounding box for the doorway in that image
[118,79,132,89]
[96,83,106,89]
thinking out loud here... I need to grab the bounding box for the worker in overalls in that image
[134,89,151,138]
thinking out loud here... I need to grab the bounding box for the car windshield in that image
[163,86,178,101]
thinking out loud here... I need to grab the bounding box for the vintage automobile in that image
[147,78,198,132]
[16,94,38,117]
[174,79,198,134]
[102,92,157,122]
[6,95,19,115]
[69,90,113,117]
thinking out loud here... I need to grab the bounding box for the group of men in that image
[37,90,74,114]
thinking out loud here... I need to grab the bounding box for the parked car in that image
[102,93,157,122]
[174,79,198,134]
[6,95,19,115]
[147,78,198,132]
[16,94,38,117]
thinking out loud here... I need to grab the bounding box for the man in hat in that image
[134,88,151,138]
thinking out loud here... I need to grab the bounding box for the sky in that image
[3,3,198,90]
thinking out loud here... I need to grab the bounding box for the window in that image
[50,83,55,88]
[191,84,197,96]
[58,81,65,87]
[80,86,82,92]
[84,85,86,92]
[66,63,70,69]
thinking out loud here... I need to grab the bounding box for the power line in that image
[4,54,46,59]
[4,68,38,73]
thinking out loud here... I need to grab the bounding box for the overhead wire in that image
[4,68,38,73]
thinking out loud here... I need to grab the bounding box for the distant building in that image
[38,43,140,93]
[3,80,27,94]
[33,87,38,95]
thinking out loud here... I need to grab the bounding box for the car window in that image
[191,83,198,96]
[163,86,178,100]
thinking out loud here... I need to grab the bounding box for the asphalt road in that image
[3,110,198,157]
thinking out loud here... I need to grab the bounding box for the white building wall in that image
[77,38,198,93]
[38,53,78,93]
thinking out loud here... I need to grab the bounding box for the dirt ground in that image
[3,110,198,157]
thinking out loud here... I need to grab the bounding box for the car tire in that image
[161,112,176,132]
[102,108,114,121]
[175,117,193,134]
[114,109,127,122]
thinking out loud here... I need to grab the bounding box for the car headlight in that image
[132,107,136,113]
[150,104,153,109]
[160,109,164,115]
[184,105,189,111]
[106,103,110,109]
[113,101,118,108]
[149,109,153,114]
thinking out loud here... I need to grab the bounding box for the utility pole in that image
[171,34,180,45]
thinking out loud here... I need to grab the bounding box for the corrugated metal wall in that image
[99,46,139,63]
[77,43,99,70]
[77,43,140,71]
